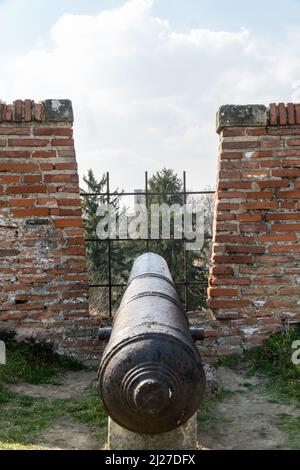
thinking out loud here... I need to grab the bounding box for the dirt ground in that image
[8,367,299,450]
[198,367,299,450]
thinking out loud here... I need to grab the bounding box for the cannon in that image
[97,253,206,435]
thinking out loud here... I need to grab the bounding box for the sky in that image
[1,0,300,191]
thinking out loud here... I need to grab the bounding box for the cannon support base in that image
[108,414,197,450]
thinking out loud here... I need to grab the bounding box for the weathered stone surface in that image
[108,415,197,450]
[216,105,268,133]
[44,99,74,122]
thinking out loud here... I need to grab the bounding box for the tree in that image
[147,168,212,310]
[81,170,127,316]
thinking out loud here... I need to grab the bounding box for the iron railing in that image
[80,171,215,316]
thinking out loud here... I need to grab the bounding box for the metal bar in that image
[97,327,205,342]
[107,172,112,317]
[80,191,215,197]
[183,171,188,311]
[145,171,149,252]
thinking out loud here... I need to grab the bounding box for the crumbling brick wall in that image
[0,99,100,362]
[205,103,300,358]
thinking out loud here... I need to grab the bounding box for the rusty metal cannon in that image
[97,252,206,435]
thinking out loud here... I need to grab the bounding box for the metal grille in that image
[81,171,214,316]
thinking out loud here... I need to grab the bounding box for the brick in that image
[12,208,49,218]
[275,150,300,157]
[6,185,46,194]
[258,180,289,189]
[8,139,49,147]
[0,127,30,135]
[0,175,20,183]
[0,249,19,257]
[55,218,83,228]
[287,103,296,125]
[222,129,245,137]
[237,214,262,222]
[32,150,56,158]
[217,191,245,199]
[295,104,300,124]
[207,288,238,297]
[278,103,287,125]
[51,138,74,147]
[34,103,42,122]
[277,190,300,199]
[24,100,32,122]
[218,181,252,190]
[207,299,250,309]
[3,105,13,121]
[44,174,78,183]
[242,201,278,210]
[55,163,77,171]
[249,150,272,158]
[213,255,253,264]
[259,234,297,242]
[210,277,250,286]
[34,128,73,136]
[246,128,267,136]
[267,212,300,221]
[283,160,300,167]
[272,169,300,177]
[269,244,300,253]
[246,192,273,199]
[56,198,81,206]
[214,235,254,244]
[210,265,234,276]
[0,150,30,158]
[23,175,42,183]
[0,163,39,172]
[217,203,240,211]
[240,223,267,233]
[220,152,243,160]
[8,198,35,207]
[272,223,300,231]
[269,103,277,126]
[226,245,264,254]
[222,141,260,150]
[287,139,300,146]
[14,100,23,122]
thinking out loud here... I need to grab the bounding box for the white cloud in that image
[1,0,300,191]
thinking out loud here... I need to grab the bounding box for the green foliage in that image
[0,383,107,449]
[276,413,300,450]
[147,168,211,310]
[81,167,213,313]
[0,340,106,449]
[0,339,85,385]
[214,353,242,368]
[245,329,300,404]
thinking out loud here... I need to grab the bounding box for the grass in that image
[215,329,300,406]
[197,388,234,434]
[276,413,300,450]
[0,339,86,385]
[0,339,107,450]
[244,329,300,405]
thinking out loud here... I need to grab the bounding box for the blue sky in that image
[1,0,300,190]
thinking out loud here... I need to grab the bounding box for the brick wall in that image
[0,99,100,363]
[205,103,300,357]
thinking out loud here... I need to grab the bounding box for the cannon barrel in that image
[97,253,206,435]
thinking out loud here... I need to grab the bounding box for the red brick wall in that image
[206,103,300,355]
[0,99,100,362]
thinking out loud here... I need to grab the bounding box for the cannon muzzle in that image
[97,253,206,435]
